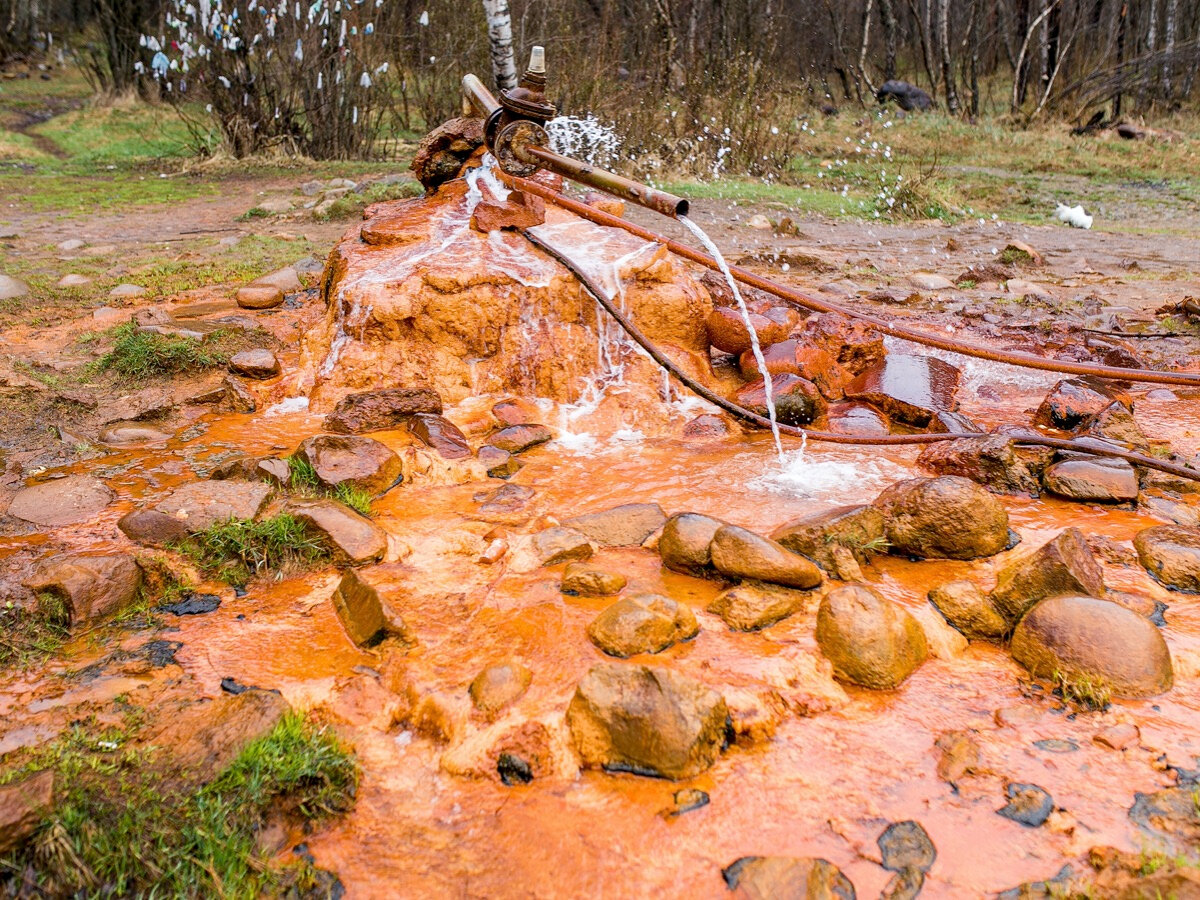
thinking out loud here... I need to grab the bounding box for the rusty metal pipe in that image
[462,73,500,117]
[520,227,1200,482]
[507,173,1200,389]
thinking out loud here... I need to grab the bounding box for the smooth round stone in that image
[7,475,113,527]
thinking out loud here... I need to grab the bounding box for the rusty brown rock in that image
[722,856,856,900]
[7,474,113,527]
[771,504,886,573]
[532,526,594,566]
[118,508,190,546]
[235,285,284,310]
[990,527,1105,625]
[682,413,740,438]
[228,348,280,379]
[322,388,444,434]
[1011,595,1173,698]
[826,401,891,436]
[471,190,546,232]
[156,479,272,532]
[710,525,823,589]
[706,307,787,354]
[153,690,291,781]
[0,771,54,856]
[1087,401,1148,446]
[587,593,699,657]
[566,663,727,779]
[707,581,812,631]
[928,580,1008,640]
[1134,525,1200,592]
[294,434,402,495]
[469,661,532,716]
[331,564,416,646]
[845,354,961,427]
[1033,377,1130,431]
[734,374,826,426]
[411,116,485,189]
[561,562,627,596]
[477,444,523,478]
[658,512,726,576]
[23,554,142,627]
[489,423,553,454]
[816,583,928,689]
[797,312,886,375]
[874,476,1011,560]
[1043,458,1139,502]
[406,413,471,459]
[286,497,386,564]
[564,502,667,548]
[916,436,1039,495]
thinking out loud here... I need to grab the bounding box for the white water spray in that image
[677,215,784,459]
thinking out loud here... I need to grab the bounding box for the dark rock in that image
[880,867,924,900]
[1043,458,1139,502]
[6,474,113,527]
[156,479,272,532]
[565,502,667,548]
[845,355,960,427]
[659,512,726,577]
[874,476,1011,560]
[928,580,1007,640]
[287,497,387,564]
[721,856,856,899]
[478,444,522,478]
[0,770,54,855]
[707,581,813,631]
[488,423,553,454]
[561,563,627,596]
[143,640,183,667]
[1134,525,1200,592]
[24,554,142,626]
[331,564,415,647]
[928,409,982,435]
[876,79,934,111]
[476,482,535,516]
[1012,595,1173,699]
[996,865,1074,900]
[157,594,221,616]
[1129,786,1200,850]
[661,788,710,819]
[322,388,443,434]
[878,820,936,872]
[228,349,280,379]
[469,661,532,716]
[497,752,533,785]
[220,676,253,695]
[771,504,886,572]
[916,436,1039,495]
[734,374,826,426]
[118,508,191,546]
[293,434,402,495]
[710,525,823,589]
[997,783,1053,827]
[587,593,699,657]
[816,584,928,689]
[825,401,891,436]
[402,413,470,459]
[532,526,594,566]
[990,527,1105,625]
[1033,739,1079,753]
[412,116,485,189]
[566,663,728,779]
[1087,401,1148,447]
[1033,377,1130,431]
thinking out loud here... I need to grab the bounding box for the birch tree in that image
[481,0,517,91]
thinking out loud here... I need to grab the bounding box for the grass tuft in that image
[288,454,319,492]
[0,593,70,671]
[333,483,374,517]
[1051,669,1113,711]
[289,454,374,517]
[97,323,228,380]
[0,711,357,897]
[175,514,330,587]
[312,180,422,221]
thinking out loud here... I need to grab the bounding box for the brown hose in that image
[506,173,1200,389]
[519,228,1200,483]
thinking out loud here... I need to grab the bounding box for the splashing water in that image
[750,448,904,500]
[677,215,784,459]
[547,116,621,168]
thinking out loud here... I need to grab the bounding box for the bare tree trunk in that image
[1163,0,1178,97]
[879,0,898,81]
[481,0,517,91]
[858,0,877,96]
[1140,0,1159,107]
[968,0,980,117]
[938,0,959,112]
[1011,0,1062,113]
[1114,0,1127,116]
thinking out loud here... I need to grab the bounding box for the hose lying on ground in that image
[506,173,1200,390]
[519,227,1200,484]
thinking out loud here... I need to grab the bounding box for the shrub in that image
[177,514,330,586]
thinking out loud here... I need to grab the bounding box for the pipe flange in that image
[494,119,548,177]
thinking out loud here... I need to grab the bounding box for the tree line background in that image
[1,0,1197,162]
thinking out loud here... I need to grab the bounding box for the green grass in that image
[176,514,331,587]
[0,711,357,897]
[333,483,374,517]
[289,455,375,516]
[313,179,423,221]
[288,454,320,491]
[1051,669,1113,711]
[97,322,229,379]
[0,593,70,671]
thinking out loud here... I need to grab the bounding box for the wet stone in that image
[771,504,886,573]
[1094,723,1140,751]
[477,483,535,516]
[707,581,812,632]
[561,562,626,597]
[878,820,937,872]
[488,423,553,454]
[844,354,961,427]
[1134,525,1200,592]
[1043,458,1139,502]
[682,413,738,439]
[294,434,402,495]
[706,307,787,354]
[156,594,221,616]
[587,593,699,658]
[881,868,924,900]
[916,436,1039,495]
[99,422,171,446]
[221,375,257,413]
[564,502,667,548]
[496,752,533,786]
[721,857,856,900]
[1129,786,1200,850]
[709,525,823,589]
[874,476,1011,560]
[478,444,522,479]
[1087,401,1148,446]
[532,526,594,567]
[799,312,886,375]
[998,783,1054,827]
[1034,377,1130,431]
[407,413,471,459]
[1011,595,1173,699]
[1033,739,1079,753]
[7,474,114,527]
[825,401,891,436]
[990,527,1105,625]
[236,284,284,310]
[566,663,728,780]
[734,374,825,426]
[469,661,532,716]
[816,584,928,690]
[228,348,280,379]
[118,508,190,546]
[322,388,443,434]
[156,479,272,532]
[928,580,1008,640]
[24,554,142,626]
[0,770,54,856]
[154,690,291,782]
[661,788,710,819]
[471,190,546,232]
[287,497,387,564]
[255,457,291,486]
[331,564,416,647]
[659,512,726,577]
[996,865,1074,900]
